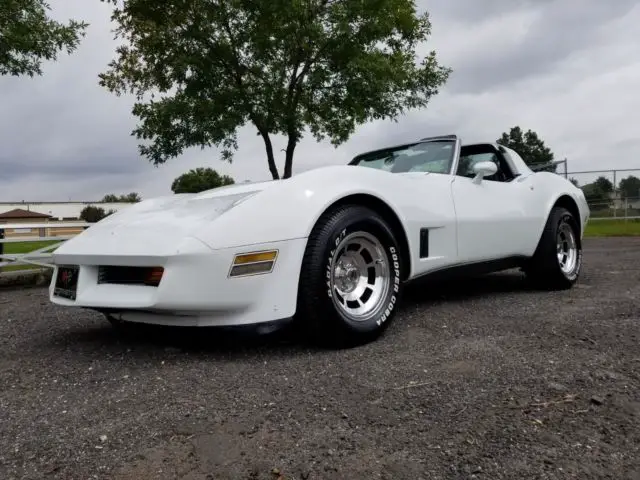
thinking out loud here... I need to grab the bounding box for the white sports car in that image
[49,135,589,345]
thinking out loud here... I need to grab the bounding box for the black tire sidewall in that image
[315,208,403,335]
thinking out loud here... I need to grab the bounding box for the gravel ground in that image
[1,237,639,480]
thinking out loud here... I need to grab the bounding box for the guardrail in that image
[0,222,89,269]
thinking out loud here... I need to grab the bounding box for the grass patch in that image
[4,240,60,254]
[0,240,60,272]
[584,219,640,237]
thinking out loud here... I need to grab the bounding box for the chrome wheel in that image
[329,231,391,321]
[556,221,578,275]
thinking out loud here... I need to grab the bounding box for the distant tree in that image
[581,183,609,206]
[120,192,141,202]
[581,177,614,208]
[101,194,119,203]
[0,0,88,77]
[569,177,579,187]
[101,193,141,203]
[80,205,115,223]
[98,0,451,180]
[171,168,235,194]
[618,175,640,200]
[497,126,556,172]
[594,176,614,194]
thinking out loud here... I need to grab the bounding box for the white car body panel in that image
[49,136,589,327]
[50,236,308,326]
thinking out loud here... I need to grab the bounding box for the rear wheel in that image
[525,206,582,290]
[296,204,404,347]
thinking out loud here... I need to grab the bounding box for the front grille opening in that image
[98,266,164,286]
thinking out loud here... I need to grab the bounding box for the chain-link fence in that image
[564,168,640,219]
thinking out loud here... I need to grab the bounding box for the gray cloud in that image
[1,150,145,181]
[438,0,639,93]
[422,0,553,22]
[1,0,639,201]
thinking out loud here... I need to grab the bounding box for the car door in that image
[381,134,461,279]
[450,146,539,263]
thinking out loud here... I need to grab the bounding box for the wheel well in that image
[553,195,581,235]
[318,194,412,280]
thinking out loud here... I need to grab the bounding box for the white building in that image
[0,202,135,220]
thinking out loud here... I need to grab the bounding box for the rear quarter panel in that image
[527,172,590,243]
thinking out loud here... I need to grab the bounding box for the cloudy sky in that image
[1,0,639,201]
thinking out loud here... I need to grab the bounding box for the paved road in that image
[1,238,639,480]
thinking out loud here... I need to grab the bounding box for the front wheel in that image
[525,206,582,290]
[296,204,404,347]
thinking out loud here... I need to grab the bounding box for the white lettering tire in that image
[295,204,404,347]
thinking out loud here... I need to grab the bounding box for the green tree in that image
[594,176,613,194]
[581,177,613,208]
[618,175,640,200]
[120,192,142,202]
[98,0,451,179]
[497,126,556,172]
[101,194,120,203]
[171,168,235,194]
[0,0,88,77]
[80,205,115,223]
[101,193,142,202]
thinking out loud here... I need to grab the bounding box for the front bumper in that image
[49,237,308,326]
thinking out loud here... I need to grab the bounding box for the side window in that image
[457,152,499,178]
[456,146,514,182]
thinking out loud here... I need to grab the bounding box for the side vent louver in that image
[419,228,429,258]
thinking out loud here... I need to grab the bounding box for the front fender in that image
[192,166,414,251]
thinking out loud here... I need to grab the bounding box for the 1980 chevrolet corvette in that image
[50,135,589,345]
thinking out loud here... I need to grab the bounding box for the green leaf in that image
[0,0,88,77]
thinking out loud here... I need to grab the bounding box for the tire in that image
[295,204,404,347]
[525,206,582,290]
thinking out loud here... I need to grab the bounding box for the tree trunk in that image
[283,132,297,179]
[260,130,280,180]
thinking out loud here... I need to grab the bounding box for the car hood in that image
[100,180,276,228]
[54,180,277,259]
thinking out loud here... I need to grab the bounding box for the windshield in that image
[349,140,456,174]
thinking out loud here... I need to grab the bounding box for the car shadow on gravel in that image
[51,319,313,358]
[46,270,536,358]
[402,268,536,304]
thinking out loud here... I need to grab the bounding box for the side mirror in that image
[472,161,497,184]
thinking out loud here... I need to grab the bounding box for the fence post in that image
[0,228,4,256]
[611,170,616,218]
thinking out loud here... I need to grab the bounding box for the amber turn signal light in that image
[144,267,164,286]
